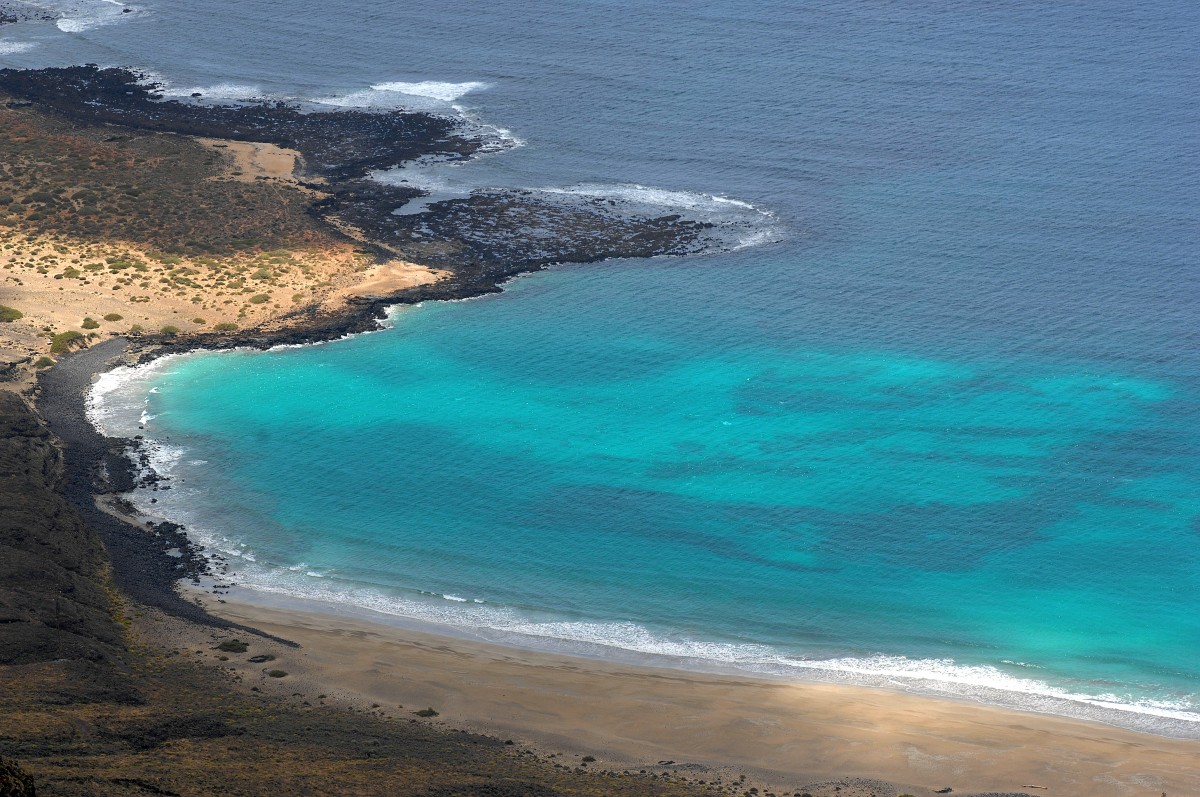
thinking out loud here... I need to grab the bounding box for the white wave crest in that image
[312,80,488,112]
[52,0,141,32]
[542,183,768,217]
[180,549,1200,738]
[778,653,1200,726]
[163,82,266,102]
[3,0,142,33]
[371,80,488,103]
[0,41,37,54]
[86,352,193,437]
[538,182,783,251]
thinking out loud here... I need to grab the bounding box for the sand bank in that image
[181,588,1200,797]
[195,138,312,186]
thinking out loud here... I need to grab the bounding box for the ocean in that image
[7,0,1199,735]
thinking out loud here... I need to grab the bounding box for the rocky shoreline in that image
[33,338,295,639]
[0,64,717,308]
[0,61,732,633]
[0,62,737,625]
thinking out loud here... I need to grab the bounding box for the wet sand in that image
[183,587,1200,797]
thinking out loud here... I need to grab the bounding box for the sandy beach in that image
[174,587,1200,797]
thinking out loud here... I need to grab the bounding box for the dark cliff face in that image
[0,391,125,665]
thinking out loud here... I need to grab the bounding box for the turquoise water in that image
[93,260,1200,733]
[15,0,1197,732]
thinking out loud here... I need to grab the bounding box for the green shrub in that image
[103,313,123,322]
[581,755,596,763]
[248,293,270,304]
[60,267,81,279]
[414,707,439,717]
[81,317,99,329]
[34,356,54,368]
[0,305,22,323]
[266,669,288,678]
[213,322,239,331]
[49,331,84,354]
[192,317,206,325]
[128,324,145,334]
[216,640,248,653]
[160,325,181,336]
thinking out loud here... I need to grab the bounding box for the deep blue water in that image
[9,0,1199,733]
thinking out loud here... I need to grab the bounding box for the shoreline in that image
[1,64,745,384]
[176,584,1200,797]
[39,333,1200,797]
[33,338,291,639]
[8,62,1199,797]
[79,330,1200,745]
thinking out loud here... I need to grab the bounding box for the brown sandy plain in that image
[0,98,443,386]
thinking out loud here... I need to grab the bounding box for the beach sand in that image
[194,138,314,187]
[178,587,1200,797]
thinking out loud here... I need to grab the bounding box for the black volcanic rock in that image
[0,65,711,307]
[0,65,479,181]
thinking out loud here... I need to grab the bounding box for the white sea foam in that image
[180,548,1200,737]
[541,183,762,213]
[371,80,489,104]
[538,182,783,251]
[162,82,267,102]
[774,654,1200,735]
[87,353,189,437]
[374,170,781,252]
[311,80,488,112]
[373,154,466,193]
[0,41,37,54]
[45,0,142,33]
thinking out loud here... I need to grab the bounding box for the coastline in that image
[0,64,748,382]
[33,338,289,637]
[180,585,1200,797]
[38,335,1200,797]
[6,61,1199,797]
